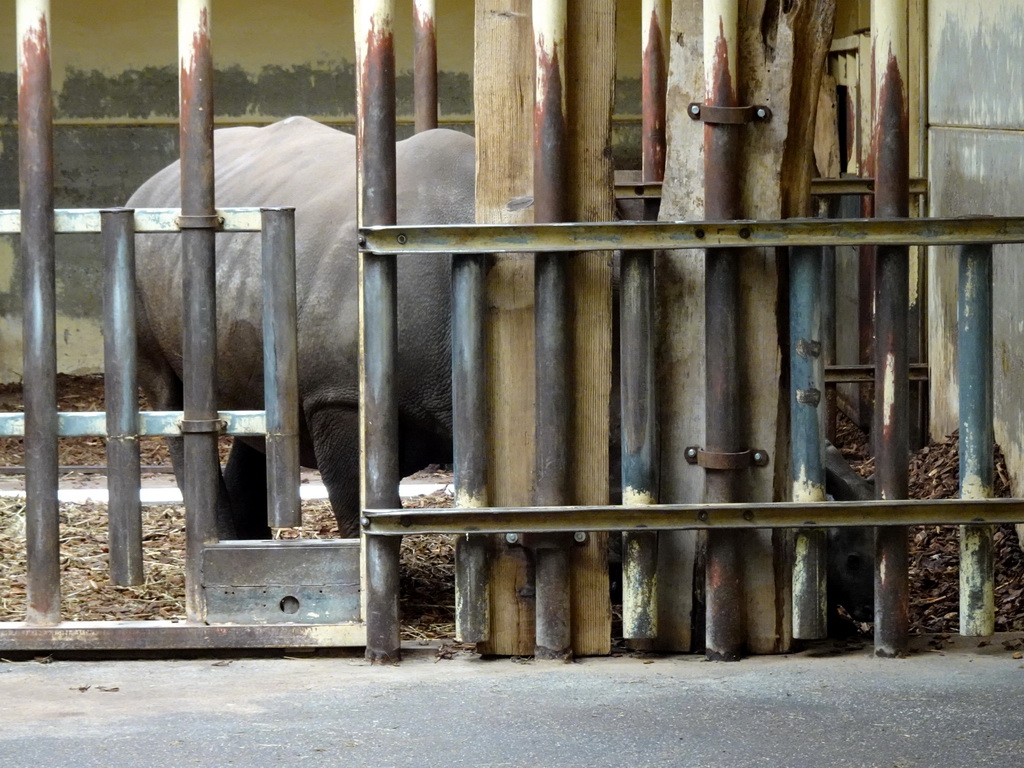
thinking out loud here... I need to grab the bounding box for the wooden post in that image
[474,0,614,657]
[657,0,836,654]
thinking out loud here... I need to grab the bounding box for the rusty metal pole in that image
[531,0,572,661]
[413,0,438,132]
[101,208,143,587]
[178,0,220,625]
[958,243,995,637]
[18,0,59,625]
[452,251,490,643]
[702,0,745,661]
[621,0,667,642]
[871,0,910,658]
[356,0,402,663]
[261,208,301,530]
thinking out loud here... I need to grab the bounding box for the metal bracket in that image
[684,446,770,469]
[178,418,226,434]
[176,214,224,230]
[687,103,772,124]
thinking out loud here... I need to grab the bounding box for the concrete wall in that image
[927,0,1024,490]
[0,0,647,382]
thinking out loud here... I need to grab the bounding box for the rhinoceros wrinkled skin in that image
[129,117,475,539]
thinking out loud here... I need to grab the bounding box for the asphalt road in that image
[2,638,1023,767]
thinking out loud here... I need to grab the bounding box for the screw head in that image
[574,532,587,544]
[396,233,408,245]
[506,533,519,544]
[756,107,767,119]
[360,516,370,528]
[690,104,701,116]
[686,447,698,459]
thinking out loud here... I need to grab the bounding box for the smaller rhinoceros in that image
[129,117,475,538]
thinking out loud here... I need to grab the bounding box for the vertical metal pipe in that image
[790,245,827,639]
[821,199,839,445]
[641,0,667,214]
[413,0,438,133]
[452,253,490,643]
[178,0,219,624]
[531,0,572,661]
[871,0,910,658]
[958,243,994,637]
[620,0,668,643]
[356,0,401,663]
[620,249,658,640]
[261,208,301,530]
[102,208,143,587]
[18,0,59,625]
[702,0,745,662]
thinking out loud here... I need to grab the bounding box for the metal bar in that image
[18,0,59,626]
[260,208,301,529]
[356,0,401,663]
[872,0,911,659]
[452,253,490,643]
[790,246,827,639]
[101,209,143,587]
[531,0,572,662]
[359,216,1024,255]
[825,363,929,383]
[612,177,929,200]
[958,243,995,637]
[0,410,267,438]
[619,0,668,643]
[620,249,659,640]
[0,622,366,652]
[641,0,667,197]
[702,0,745,663]
[179,0,219,624]
[0,207,263,234]
[361,497,1024,536]
[413,0,437,132]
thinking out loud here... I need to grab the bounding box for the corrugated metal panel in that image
[930,0,1024,129]
[928,128,1024,494]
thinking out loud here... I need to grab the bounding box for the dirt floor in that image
[1,375,1023,644]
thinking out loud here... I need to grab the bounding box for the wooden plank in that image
[566,0,615,656]
[475,0,614,657]
[474,0,537,657]
[658,0,835,654]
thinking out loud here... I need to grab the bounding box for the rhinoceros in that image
[129,117,475,538]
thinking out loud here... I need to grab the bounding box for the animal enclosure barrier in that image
[359,215,1024,660]
[0,0,362,652]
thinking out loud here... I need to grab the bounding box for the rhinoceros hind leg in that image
[223,438,271,539]
[306,405,369,538]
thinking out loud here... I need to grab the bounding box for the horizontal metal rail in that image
[0,207,264,234]
[0,621,366,652]
[359,216,1024,255]
[0,410,266,437]
[614,177,929,200]
[826,363,929,383]
[361,497,1024,536]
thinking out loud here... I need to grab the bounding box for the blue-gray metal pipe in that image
[790,245,827,639]
[261,208,301,530]
[620,250,658,640]
[958,243,995,637]
[101,208,143,587]
[452,252,490,643]
[18,0,60,625]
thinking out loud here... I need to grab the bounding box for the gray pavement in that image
[2,638,1024,767]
